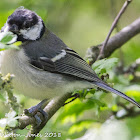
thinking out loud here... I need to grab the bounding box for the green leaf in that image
[0,93,6,102]
[5,111,19,127]
[124,85,140,102]
[68,120,96,134]
[6,111,17,118]
[0,43,19,51]
[56,99,97,124]
[92,58,118,74]
[0,32,19,51]
[7,118,18,127]
[0,118,7,128]
[13,41,22,46]
[1,33,13,43]
[0,32,17,44]
[91,98,106,107]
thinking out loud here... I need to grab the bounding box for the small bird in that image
[0,7,140,110]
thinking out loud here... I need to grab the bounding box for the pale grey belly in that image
[0,50,93,100]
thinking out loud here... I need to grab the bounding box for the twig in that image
[85,17,140,65]
[132,72,140,82]
[117,111,140,120]
[111,100,140,120]
[115,58,140,75]
[97,0,132,60]
[63,93,80,106]
[16,93,72,140]
[113,109,140,120]
[113,104,140,120]
[111,0,125,71]
[124,58,140,74]
[117,102,132,112]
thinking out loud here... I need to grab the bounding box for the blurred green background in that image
[0,0,140,61]
[0,0,140,140]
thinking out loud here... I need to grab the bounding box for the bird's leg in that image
[63,93,80,106]
[24,99,48,128]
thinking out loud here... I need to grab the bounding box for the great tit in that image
[0,7,140,108]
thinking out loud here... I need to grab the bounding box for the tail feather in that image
[93,82,140,108]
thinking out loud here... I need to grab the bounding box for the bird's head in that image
[1,7,45,41]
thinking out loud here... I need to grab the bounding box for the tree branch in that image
[97,0,132,60]
[115,58,140,74]
[124,58,140,74]
[17,93,72,140]
[112,102,140,120]
[85,17,140,65]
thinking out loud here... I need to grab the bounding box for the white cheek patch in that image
[51,50,66,62]
[20,19,43,40]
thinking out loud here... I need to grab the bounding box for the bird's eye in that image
[23,22,30,29]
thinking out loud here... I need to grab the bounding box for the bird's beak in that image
[1,23,19,34]
[8,24,19,33]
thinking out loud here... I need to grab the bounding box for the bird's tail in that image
[93,82,140,108]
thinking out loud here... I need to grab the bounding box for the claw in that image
[24,99,48,128]
[34,114,42,128]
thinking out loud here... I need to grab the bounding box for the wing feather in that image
[30,47,101,82]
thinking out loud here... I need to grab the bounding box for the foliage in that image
[0,33,21,139]
[0,1,140,140]
[92,58,118,74]
[40,57,140,140]
[0,32,20,50]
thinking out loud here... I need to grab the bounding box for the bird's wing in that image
[29,46,140,108]
[29,47,101,82]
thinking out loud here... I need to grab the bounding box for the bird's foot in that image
[63,93,80,106]
[24,99,48,128]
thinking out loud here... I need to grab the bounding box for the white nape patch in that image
[51,50,66,62]
[20,19,43,40]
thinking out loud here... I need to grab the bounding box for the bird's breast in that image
[0,49,66,99]
[0,49,93,100]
